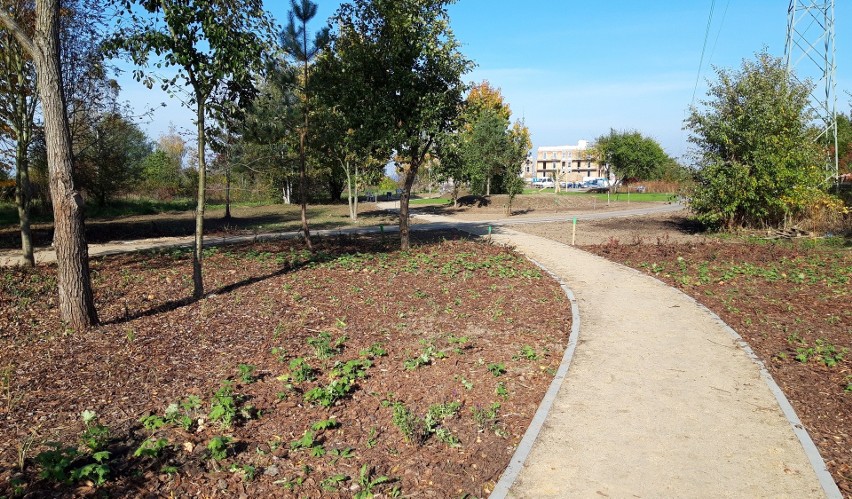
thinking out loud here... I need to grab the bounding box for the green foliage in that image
[403,342,446,370]
[208,381,238,428]
[80,410,110,452]
[794,339,846,367]
[134,438,170,459]
[359,342,388,358]
[354,464,392,499]
[35,412,113,486]
[323,0,472,247]
[237,363,256,383]
[285,357,316,383]
[35,443,78,483]
[391,401,460,447]
[207,436,232,461]
[487,362,507,377]
[307,331,347,359]
[471,402,501,431]
[593,129,672,184]
[513,345,538,361]
[685,50,832,229]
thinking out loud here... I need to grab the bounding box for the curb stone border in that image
[489,258,581,499]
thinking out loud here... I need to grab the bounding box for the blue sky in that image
[119,0,852,163]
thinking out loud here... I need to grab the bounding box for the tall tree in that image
[329,0,471,249]
[111,0,271,298]
[685,51,828,229]
[0,0,37,266]
[75,108,151,205]
[592,129,671,189]
[0,0,98,328]
[280,0,328,250]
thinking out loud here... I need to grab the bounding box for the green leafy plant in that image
[238,363,256,383]
[307,331,347,359]
[391,402,424,444]
[359,343,388,358]
[403,343,446,371]
[230,463,257,481]
[513,345,538,361]
[284,357,316,383]
[80,410,110,452]
[321,473,349,491]
[471,402,501,430]
[207,436,232,461]
[35,443,77,483]
[354,464,392,499]
[134,438,169,459]
[487,362,507,377]
[495,382,509,399]
[208,381,238,428]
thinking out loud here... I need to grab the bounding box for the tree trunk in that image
[353,163,359,222]
[344,159,354,220]
[399,162,418,250]
[192,101,206,299]
[298,128,312,251]
[34,0,97,328]
[15,138,34,267]
[452,183,459,208]
[224,166,231,220]
[486,176,491,196]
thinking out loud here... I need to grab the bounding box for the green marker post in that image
[571,217,577,246]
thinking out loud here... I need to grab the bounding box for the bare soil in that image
[0,231,570,497]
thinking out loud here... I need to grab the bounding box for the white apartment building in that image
[523,140,605,182]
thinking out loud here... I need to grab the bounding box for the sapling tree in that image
[280,0,329,250]
[326,0,471,249]
[109,0,272,298]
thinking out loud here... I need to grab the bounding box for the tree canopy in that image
[110,0,273,297]
[326,0,472,249]
[592,129,671,186]
[685,50,830,229]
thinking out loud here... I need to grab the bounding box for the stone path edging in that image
[489,258,582,498]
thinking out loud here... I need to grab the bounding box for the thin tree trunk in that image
[15,138,34,267]
[486,176,491,196]
[192,101,206,299]
[344,159,353,220]
[224,166,231,220]
[34,0,97,328]
[298,128,312,250]
[353,163,359,222]
[399,164,418,250]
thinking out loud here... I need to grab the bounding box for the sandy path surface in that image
[473,226,835,498]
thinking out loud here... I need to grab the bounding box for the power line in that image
[691,0,717,108]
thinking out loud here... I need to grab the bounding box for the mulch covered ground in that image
[585,238,852,496]
[0,231,570,497]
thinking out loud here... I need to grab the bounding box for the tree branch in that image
[0,10,36,59]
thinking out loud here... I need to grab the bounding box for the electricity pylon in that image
[785,0,838,182]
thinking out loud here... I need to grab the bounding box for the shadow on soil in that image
[102,229,473,327]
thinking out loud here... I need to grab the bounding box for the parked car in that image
[531,178,554,188]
